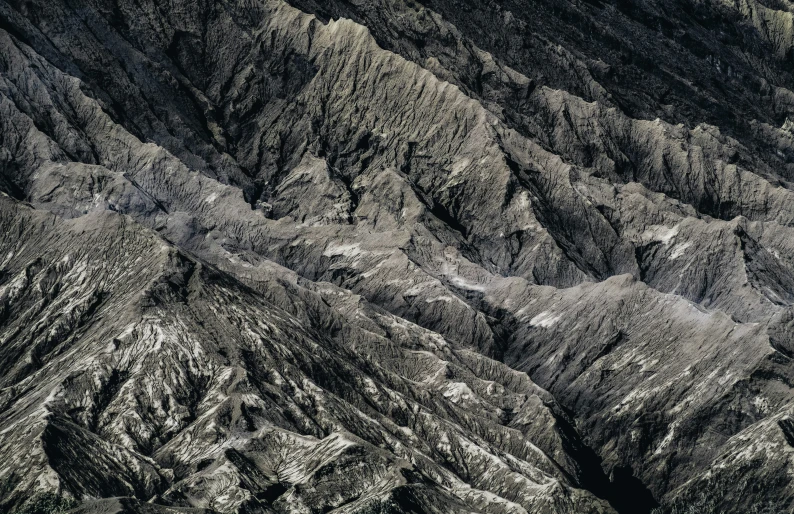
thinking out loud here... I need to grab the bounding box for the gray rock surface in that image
[0,0,793,512]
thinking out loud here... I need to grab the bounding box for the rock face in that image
[0,0,793,512]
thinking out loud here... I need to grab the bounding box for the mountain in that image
[0,0,793,512]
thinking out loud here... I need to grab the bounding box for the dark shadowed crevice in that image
[553,410,659,514]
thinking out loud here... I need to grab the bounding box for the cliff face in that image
[0,0,793,513]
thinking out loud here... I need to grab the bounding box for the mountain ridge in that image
[1,0,794,512]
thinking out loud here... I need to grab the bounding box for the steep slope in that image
[0,0,793,513]
[0,194,614,514]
